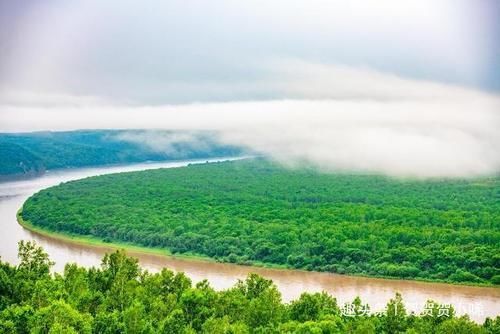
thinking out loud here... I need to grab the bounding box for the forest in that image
[0,130,243,180]
[21,159,500,285]
[0,241,498,333]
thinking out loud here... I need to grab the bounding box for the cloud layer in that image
[1,64,499,179]
[1,0,498,101]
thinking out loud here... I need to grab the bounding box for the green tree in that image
[29,300,92,334]
[17,241,54,278]
[122,300,153,334]
[437,316,486,334]
[180,282,217,331]
[160,309,187,334]
[93,311,125,334]
[201,316,249,334]
[0,304,34,334]
[289,292,339,322]
[383,293,408,333]
[483,316,500,334]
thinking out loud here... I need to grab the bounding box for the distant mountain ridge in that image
[0,130,244,181]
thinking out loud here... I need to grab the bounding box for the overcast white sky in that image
[1,0,499,100]
[0,0,499,177]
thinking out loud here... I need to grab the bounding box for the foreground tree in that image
[0,241,496,333]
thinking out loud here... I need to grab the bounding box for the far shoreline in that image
[0,155,248,184]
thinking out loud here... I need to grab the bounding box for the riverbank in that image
[17,210,215,264]
[17,209,497,289]
[1,155,246,184]
[18,209,295,272]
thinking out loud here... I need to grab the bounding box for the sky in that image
[0,0,499,178]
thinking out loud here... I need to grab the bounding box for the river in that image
[0,158,498,322]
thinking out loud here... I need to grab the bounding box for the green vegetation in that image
[0,142,45,180]
[1,241,498,333]
[0,130,243,180]
[21,159,500,285]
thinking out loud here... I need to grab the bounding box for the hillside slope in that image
[0,130,243,180]
[0,142,45,181]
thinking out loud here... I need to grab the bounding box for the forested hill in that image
[21,159,500,285]
[0,130,244,181]
[0,142,45,180]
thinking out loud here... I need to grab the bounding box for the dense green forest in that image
[0,241,498,333]
[0,142,45,179]
[21,159,500,285]
[0,130,243,180]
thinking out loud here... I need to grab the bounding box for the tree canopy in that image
[0,241,497,333]
[21,159,500,285]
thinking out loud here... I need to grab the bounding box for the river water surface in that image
[0,158,498,322]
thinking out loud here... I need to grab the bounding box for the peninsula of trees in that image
[20,159,500,285]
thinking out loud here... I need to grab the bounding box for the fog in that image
[1,1,499,178]
[1,64,499,179]
[113,131,219,156]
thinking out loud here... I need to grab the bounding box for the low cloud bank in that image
[113,130,230,157]
[1,65,499,179]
